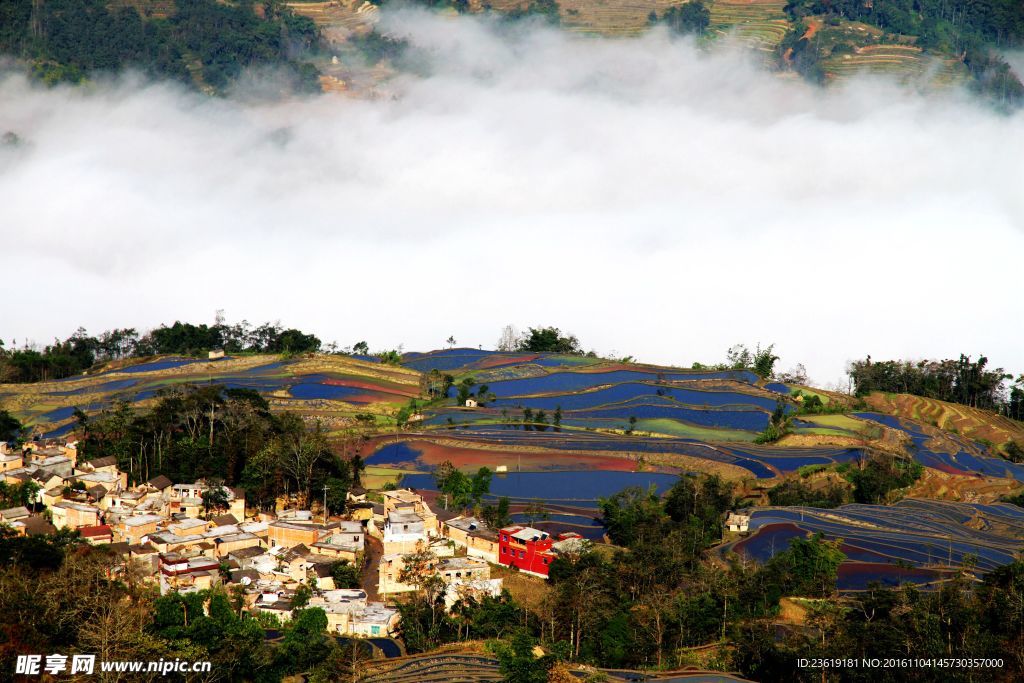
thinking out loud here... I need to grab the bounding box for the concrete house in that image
[51,501,102,530]
[0,450,23,473]
[158,552,221,594]
[268,519,338,549]
[350,603,400,637]
[118,514,163,544]
[310,520,365,561]
[383,511,429,555]
[0,506,31,524]
[79,524,114,544]
[443,516,500,564]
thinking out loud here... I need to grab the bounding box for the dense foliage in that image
[767,477,850,508]
[516,327,583,355]
[0,0,320,90]
[735,565,1024,682]
[0,406,22,442]
[847,354,1020,415]
[840,457,923,504]
[432,461,493,509]
[652,1,711,36]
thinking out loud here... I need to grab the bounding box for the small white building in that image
[726,513,750,533]
[351,603,400,637]
[383,511,428,554]
[464,399,478,408]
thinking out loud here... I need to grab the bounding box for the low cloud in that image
[2,10,1022,384]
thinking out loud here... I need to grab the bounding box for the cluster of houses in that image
[1,438,593,642]
[0,439,397,637]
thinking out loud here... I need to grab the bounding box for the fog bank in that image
[2,10,1023,384]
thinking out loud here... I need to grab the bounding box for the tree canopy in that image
[516,327,583,354]
[0,0,320,91]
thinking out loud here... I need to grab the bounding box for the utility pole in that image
[323,484,329,525]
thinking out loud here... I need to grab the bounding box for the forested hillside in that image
[0,0,320,91]
[780,0,1024,101]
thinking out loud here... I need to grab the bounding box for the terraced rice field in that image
[825,45,924,77]
[358,652,755,682]
[791,413,881,439]
[9,349,1020,498]
[366,427,865,480]
[708,0,789,52]
[823,45,966,85]
[856,413,1024,482]
[287,0,378,42]
[359,654,503,683]
[0,354,420,437]
[556,0,679,35]
[403,469,681,508]
[724,499,1024,590]
[466,0,679,35]
[864,392,1024,448]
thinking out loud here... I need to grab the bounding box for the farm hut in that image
[726,513,750,533]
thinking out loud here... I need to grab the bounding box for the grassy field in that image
[794,414,882,439]
[634,417,758,441]
[362,465,421,488]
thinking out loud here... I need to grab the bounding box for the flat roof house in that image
[498,526,555,578]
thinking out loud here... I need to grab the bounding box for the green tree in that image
[516,327,582,354]
[482,496,512,529]
[0,408,22,443]
[470,467,493,506]
[658,1,710,35]
[765,533,845,597]
[490,631,559,683]
[201,485,230,517]
[330,560,361,589]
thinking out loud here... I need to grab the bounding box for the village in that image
[0,436,599,647]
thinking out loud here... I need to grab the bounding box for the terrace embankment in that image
[905,467,1023,503]
[358,648,756,682]
[780,413,910,453]
[364,433,756,480]
[865,392,1024,450]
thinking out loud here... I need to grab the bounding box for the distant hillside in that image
[2,0,1021,101]
[295,0,1024,103]
[778,0,1024,102]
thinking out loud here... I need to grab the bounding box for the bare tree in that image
[496,324,519,352]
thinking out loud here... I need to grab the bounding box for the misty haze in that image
[2,2,1024,682]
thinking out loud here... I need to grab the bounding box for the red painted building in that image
[498,526,555,578]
